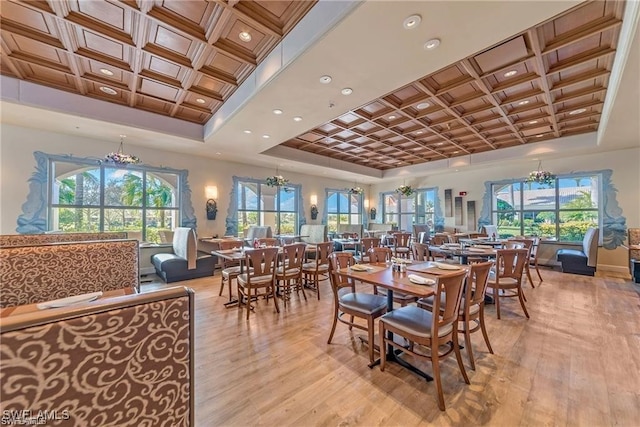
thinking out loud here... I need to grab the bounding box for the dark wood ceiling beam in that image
[460,59,527,144]
[489,72,540,94]
[0,19,65,49]
[433,75,476,96]
[552,86,607,104]
[542,16,622,54]
[556,99,603,115]
[480,54,536,82]
[550,68,610,92]
[528,29,560,138]
[547,47,616,76]
[0,51,25,79]
[128,3,154,108]
[208,0,281,38]
[512,112,550,125]
[414,80,494,150]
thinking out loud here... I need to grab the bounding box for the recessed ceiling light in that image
[216,152,221,155]
[504,70,518,77]
[518,100,530,106]
[262,134,270,139]
[243,130,252,134]
[416,102,430,110]
[436,142,445,146]
[273,109,283,115]
[238,31,252,42]
[341,88,353,95]
[416,130,423,135]
[423,38,441,50]
[99,68,114,76]
[196,98,206,104]
[403,14,421,30]
[536,134,544,137]
[319,75,332,84]
[453,150,460,154]
[99,86,117,95]
[528,120,539,124]
[569,108,587,115]
[293,116,303,122]
[388,115,396,120]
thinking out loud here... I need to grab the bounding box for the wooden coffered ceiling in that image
[280,1,626,171]
[0,0,316,124]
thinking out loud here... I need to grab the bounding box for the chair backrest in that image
[368,247,392,263]
[361,237,381,253]
[328,252,356,295]
[282,243,307,269]
[411,242,430,261]
[257,237,278,247]
[466,261,493,308]
[495,248,528,281]
[300,224,327,244]
[173,227,197,269]
[244,247,278,281]
[430,235,447,246]
[413,224,430,242]
[503,240,525,249]
[583,227,599,267]
[219,240,243,267]
[431,270,467,337]
[393,232,411,248]
[158,230,175,243]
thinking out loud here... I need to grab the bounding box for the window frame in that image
[380,187,438,231]
[17,151,196,235]
[324,189,364,232]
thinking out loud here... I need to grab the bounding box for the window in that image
[326,190,363,232]
[381,188,437,231]
[490,174,600,241]
[17,152,195,241]
[236,179,300,236]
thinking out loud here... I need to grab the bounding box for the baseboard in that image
[140,266,156,275]
[597,264,631,275]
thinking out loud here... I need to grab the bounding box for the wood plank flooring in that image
[142,269,640,426]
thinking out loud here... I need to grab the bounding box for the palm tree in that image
[147,176,173,228]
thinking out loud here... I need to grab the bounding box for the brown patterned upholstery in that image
[629,228,640,261]
[0,232,128,247]
[0,287,194,426]
[0,240,139,308]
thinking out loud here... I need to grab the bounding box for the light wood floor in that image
[142,268,640,426]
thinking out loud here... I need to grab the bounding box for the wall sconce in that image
[310,194,318,220]
[205,185,218,220]
[364,198,370,209]
[370,207,376,220]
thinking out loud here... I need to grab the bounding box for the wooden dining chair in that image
[392,232,412,259]
[328,252,387,365]
[302,241,333,300]
[509,238,536,288]
[218,240,243,301]
[237,247,280,319]
[412,242,431,261]
[528,236,543,282]
[257,237,278,247]
[276,243,307,307]
[487,248,529,319]
[358,237,381,263]
[379,269,469,411]
[418,261,494,370]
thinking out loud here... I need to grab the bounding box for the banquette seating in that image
[0,239,140,308]
[556,227,599,276]
[628,228,640,283]
[0,287,194,426]
[0,231,128,246]
[367,223,394,238]
[151,227,216,283]
[337,224,364,239]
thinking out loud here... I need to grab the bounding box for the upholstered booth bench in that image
[556,227,599,276]
[0,286,194,426]
[152,227,216,283]
[0,239,140,308]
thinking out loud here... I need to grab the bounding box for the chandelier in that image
[103,135,141,165]
[525,160,555,185]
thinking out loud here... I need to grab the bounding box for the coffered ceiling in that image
[280,0,625,170]
[0,0,315,124]
[1,1,638,181]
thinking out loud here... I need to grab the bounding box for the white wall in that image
[370,146,640,272]
[0,124,360,238]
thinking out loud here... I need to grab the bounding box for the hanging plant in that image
[265,175,289,187]
[348,187,364,194]
[525,161,555,185]
[396,185,414,197]
[103,135,141,165]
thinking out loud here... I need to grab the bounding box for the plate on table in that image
[466,247,487,252]
[474,244,494,249]
[37,291,103,310]
[350,264,372,272]
[433,262,461,270]
[408,274,436,285]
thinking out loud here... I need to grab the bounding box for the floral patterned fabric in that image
[0,288,193,426]
[0,232,128,247]
[0,240,139,308]
[629,228,640,261]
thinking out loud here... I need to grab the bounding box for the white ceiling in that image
[2,0,639,183]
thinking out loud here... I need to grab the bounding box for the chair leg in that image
[327,305,339,344]
[494,286,501,320]
[518,287,529,319]
[453,332,470,385]
[272,284,280,313]
[219,277,225,296]
[245,286,251,320]
[526,265,535,288]
[462,321,475,370]
[534,262,543,282]
[431,345,445,411]
[228,277,235,301]
[367,316,375,364]
[479,305,494,354]
[379,321,386,372]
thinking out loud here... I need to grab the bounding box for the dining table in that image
[336,261,469,380]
